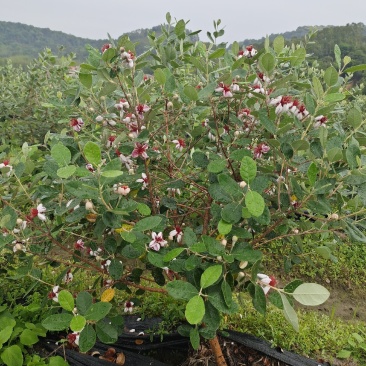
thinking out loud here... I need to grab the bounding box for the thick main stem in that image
[209,336,228,366]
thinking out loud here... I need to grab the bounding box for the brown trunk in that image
[209,335,228,366]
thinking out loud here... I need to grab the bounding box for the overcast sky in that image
[1,0,366,43]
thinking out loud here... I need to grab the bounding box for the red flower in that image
[131,142,149,159]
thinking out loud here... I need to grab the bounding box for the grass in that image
[2,240,366,365]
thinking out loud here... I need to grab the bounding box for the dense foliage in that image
[2,13,366,366]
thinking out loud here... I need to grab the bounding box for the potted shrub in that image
[1,13,365,366]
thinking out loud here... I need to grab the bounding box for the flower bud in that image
[237,272,245,280]
[239,261,248,269]
[330,213,339,220]
[232,236,238,244]
[85,200,94,211]
[292,229,299,234]
[95,115,103,122]
[221,239,227,247]
[16,218,23,225]
[239,181,247,188]
[167,101,173,109]
[217,256,222,261]
[89,107,95,112]
[234,130,241,137]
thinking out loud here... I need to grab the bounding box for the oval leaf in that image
[42,314,73,331]
[58,290,75,311]
[70,315,86,332]
[245,191,265,217]
[185,295,205,324]
[280,292,299,332]
[166,280,199,301]
[292,283,330,306]
[240,156,257,183]
[200,265,222,289]
[84,141,101,166]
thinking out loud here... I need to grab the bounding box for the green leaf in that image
[292,283,330,306]
[51,143,71,167]
[207,284,239,314]
[133,216,162,231]
[312,76,323,99]
[221,280,233,307]
[96,320,118,344]
[324,93,345,103]
[284,279,303,293]
[0,326,14,345]
[166,280,199,301]
[154,68,166,85]
[19,329,39,346]
[183,227,197,247]
[189,328,200,350]
[218,220,232,235]
[137,203,151,216]
[209,48,226,60]
[48,356,69,366]
[79,324,96,352]
[347,108,362,128]
[290,47,306,67]
[192,151,209,168]
[84,141,101,166]
[280,292,299,332]
[85,302,112,321]
[41,313,73,331]
[334,44,341,69]
[108,259,123,280]
[70,315,86,332]
[57,165,76,179]
[259,53,275,74]
[273,36,285,54]
[58,290,75,312]
[281,142,293,160]
[207,159,226,173]
[346,137,360,169]
[252,284,266,315]
[79,73,92,88]
[337,349,352,359]
[200,265,223,289]
[217,174,243,200]
[258,110,276,135]
[99,81,117,97]
[240,156,257,183]
[175,19,186,37]
[164,248,186,262]
[245,191,265,217]
[185,295,205,324]
[100,170,123,178]
[324,66,339,87]
[221,203,242,224]
[184,85,198,101]
[307,162,318,186]
[76,291,93,315]
[203,236,225,256]
[345,64,366,73]
[315,246,331,260]
[1,345,23,366]
[102,47,116,61]
[198,82,217,99]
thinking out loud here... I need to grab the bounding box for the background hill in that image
[2,20,366,85]
[0,21,162,66]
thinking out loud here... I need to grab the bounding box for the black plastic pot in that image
[41,317,329,366]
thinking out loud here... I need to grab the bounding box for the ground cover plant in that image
[2,13,366,366]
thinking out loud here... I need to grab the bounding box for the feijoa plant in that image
[2,13,366,365]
